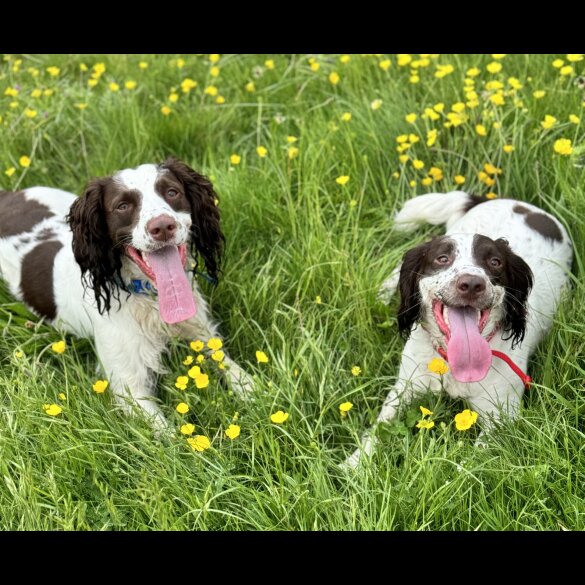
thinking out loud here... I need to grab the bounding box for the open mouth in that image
[432,300,493,383]
[124,243,196,325]
[125,243,188,284]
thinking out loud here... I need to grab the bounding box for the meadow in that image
[0,53,584,530]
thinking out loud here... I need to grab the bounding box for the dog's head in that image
[397,234,533,382]
[67,157,223,323]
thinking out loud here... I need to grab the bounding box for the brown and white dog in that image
[346,191,573,467]
[0,157,252,429]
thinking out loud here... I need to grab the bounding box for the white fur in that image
[0,173,253,431]
[346,192,573,468]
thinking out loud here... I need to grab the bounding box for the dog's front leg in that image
[94,324,169,431]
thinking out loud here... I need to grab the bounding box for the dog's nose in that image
[147,215,177,242]
[456,274,486,298]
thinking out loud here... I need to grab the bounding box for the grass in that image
[0,53,584,530]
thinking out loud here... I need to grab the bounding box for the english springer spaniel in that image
[0,157,252,429]
[346,191,573,467]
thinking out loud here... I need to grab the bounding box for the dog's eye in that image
[490,257,502,268]
[167,188,179,198]
[117,202,130,211]
[436,255,450,264]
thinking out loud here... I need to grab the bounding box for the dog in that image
[346,191,573,467]
[0,157,252,429]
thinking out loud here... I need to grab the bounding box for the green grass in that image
[1,53,584,530]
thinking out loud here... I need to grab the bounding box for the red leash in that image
[436,347,532,390]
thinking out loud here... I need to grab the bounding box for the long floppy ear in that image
[161,157,224,281]
[66,179,122,314]
[397,241,431,338]
[495,238,534,348]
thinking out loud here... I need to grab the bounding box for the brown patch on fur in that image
[513,204,530,215]
[20,241,63,320]
[463,194,488,214]
[36,228,56,241]
[0,191,54,237]
[525,212,562,242]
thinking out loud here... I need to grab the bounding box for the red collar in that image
[436,346,532,390]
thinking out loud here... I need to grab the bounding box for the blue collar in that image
[128,279,157,296]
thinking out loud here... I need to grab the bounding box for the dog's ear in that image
[397,241,431,338]
[495,238,534,348]
[67,179,122,314]
[161,157,224,282]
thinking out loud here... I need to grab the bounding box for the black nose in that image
[456,274,486,298]
[147,215,177,242]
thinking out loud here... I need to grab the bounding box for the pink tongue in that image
[145,247,196,324]
[446,306,492,382]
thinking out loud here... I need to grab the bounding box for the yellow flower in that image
[421,177,432,186]
[88,79,99,88]
[209,54,220,64]
[4,87,19,97]
[215,96,225,104]
[423,107,440,121]
[205,338,221,352]
[256,146,267,158]
[486,192,498,200]
[139,61,148,69]
[454,175,466,185]
[552,59,564,68]
[204,85,218,96]
[503,144,515,153]
[351,366,361,376]
[176,58,185,69]
[486,61,502,73]
[484,163,502,175]
[493,122,502,130]
[161,106,172,116]
[416,419,435,430]
[435,64,454,78]
[451,102,466,113]
[245,81,256,92]
[370,99,383,110]
[194,372,209,389]
[109,82,120,92]
[183,356,194,365]
[210,66,220,77]
[225,424,241,439]
[288,146,299,160]
[428,167,443,181]
[80,63,88,72]
[265,59,275,69]
[14,349,24,358]
[409,75,420,84]
[310,62,320,72]
[211,350,225,362]
[508,77,522,90]
[175,376,189,390]
[176,402,189,414]
[168,92,179,103]
[399,154,409,164]
[229,153,242,166]
[405,113,417,124]
[428,358,449,375]
[533,90,546,99]
[340,55,351,64]
[51,340,66,354]
[336,175,350,185]
[125,80,137,90]
[553,138,573,156]
[92,380,109,393]
[339,401,353,418]
[187,435,211,451]
[19,156,31,168]
[315,295,322,304]
[5,167,16,177]
[24,108,37,119]
[409,180,417,187]
[43,404,62,417]
[270,410,289,424]
[31,88,42,98]
[379,59,391,71]
[466,67,480,77]
[181,423,195,436]
[329,71,340,85]
[190,340,205,352]
[188,366,202,379]
[256,350,269,364]
[181,78,197,93]
[46,66,60,77]
[475,124,487,136]
[58,392,66,400]
[454,409,478,431]
[420,406,433,417]
[491,54,506,60]
[560,65,574,76]
[567,54,584,62]
[412,159,425,170]
[397,54,412,67]
[569,114,580,124]
[426,129,438,147]
[196,354,205,364]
